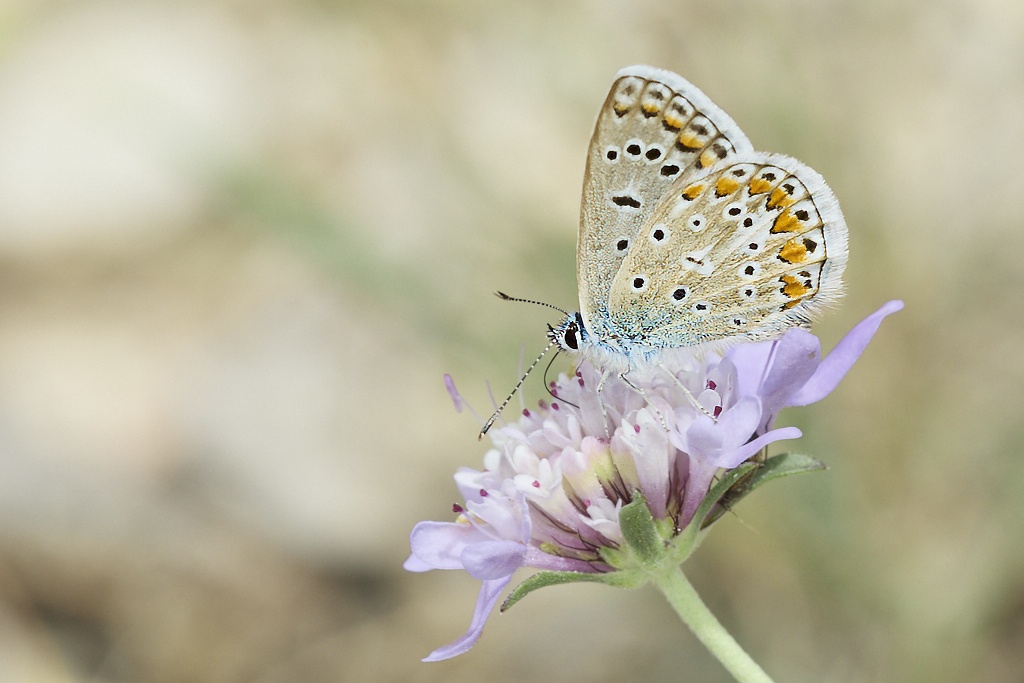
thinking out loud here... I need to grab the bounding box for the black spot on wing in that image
[612,195,641,209]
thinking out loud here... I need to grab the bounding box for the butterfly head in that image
[549,312,588,354]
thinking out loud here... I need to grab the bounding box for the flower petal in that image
[715,426,802,470]
[625,406,673,519]
[789,300,904,406]
[714,396,763,448]
[759,329,821,406]
[462,540,527,580]
[684,396,762,466]
[422,576,512,662]
[403,554,434,573]
[408,521,489,570]
[726,340,774,399]
[680,461,718,527]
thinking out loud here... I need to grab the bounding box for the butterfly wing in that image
[606,152,848,349]
[577,66,754,337]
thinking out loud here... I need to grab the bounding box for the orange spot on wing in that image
[663,113,686,130]
[699,150,716,168]
[681,184,705,201]
[715,177,741,197]
[642,103,661,116]
[778,239,808,263]
[677,133,701,150]
[766,187,796,210]
[780,274,811,299]
[748,177,772,194]
[771,209,801,234]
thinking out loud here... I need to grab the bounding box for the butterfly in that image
[481,65,847,436]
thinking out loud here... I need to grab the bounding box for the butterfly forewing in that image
[577,66,754,336]
[606,152,848,347]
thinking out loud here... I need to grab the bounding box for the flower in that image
[405,300,903,661]
[730,299,906,434]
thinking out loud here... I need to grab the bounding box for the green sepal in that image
[598,546,628,568]
[500,569,641,612]
[703,452,827,527]
[670,463,756,563]
[619,492,665,567]
[749,452,826,486]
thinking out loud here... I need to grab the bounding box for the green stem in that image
[654,566,775,683]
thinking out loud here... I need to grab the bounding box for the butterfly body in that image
[479,66,848,437]
[552,65,848,372]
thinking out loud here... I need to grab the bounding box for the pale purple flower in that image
[406,301,902,661]
[730,299,905,433]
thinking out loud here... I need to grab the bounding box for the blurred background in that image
[0,1,1021,681]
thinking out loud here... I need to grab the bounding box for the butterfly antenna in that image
[479,340,556,440]
[494,291,569,317]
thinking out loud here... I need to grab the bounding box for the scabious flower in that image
[406,300,902,663]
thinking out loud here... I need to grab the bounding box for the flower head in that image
[406,301,903,661]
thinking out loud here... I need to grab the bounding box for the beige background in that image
[0,1,1021,681]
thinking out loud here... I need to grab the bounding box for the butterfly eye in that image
[692,301,711,313]
[604,146,620,162]
[563,324,579,350]
[739,286,756,300]
[614,237,630,255]
[732,316,747,327]
[687,213,706,232]
[630,275,648,292]
[671,286,689,303]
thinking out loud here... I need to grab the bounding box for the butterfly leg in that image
[618,371,669,430]
[594,369,613,439]
[593,370,672,437]
[655,362,716,421]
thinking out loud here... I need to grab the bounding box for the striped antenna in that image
[477,292,569,439]
[494,291,569,316]
[479,339,556,439]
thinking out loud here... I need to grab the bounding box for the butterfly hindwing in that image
[577,66,754,337]
[606,152,848,348]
